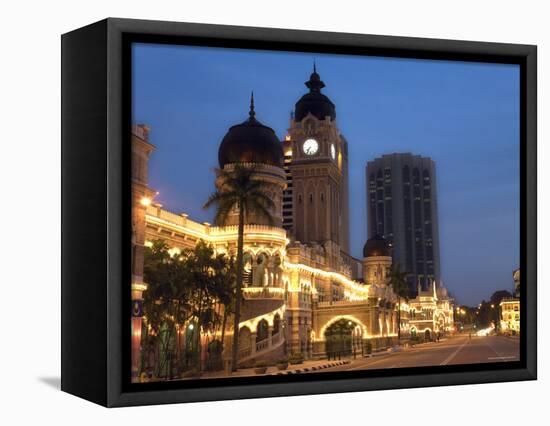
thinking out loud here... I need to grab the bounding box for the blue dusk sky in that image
[132,43,520,307]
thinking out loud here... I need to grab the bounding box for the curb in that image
[270,360,351,375]
[364,351,390,358]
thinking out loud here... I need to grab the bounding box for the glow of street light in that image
[140,196,152,206]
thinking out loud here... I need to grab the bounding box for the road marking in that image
[488,356,517,360]
[346,354,399,371]
[485,336,518,361]
[440,338,469,365]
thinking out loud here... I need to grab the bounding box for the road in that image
[310,334,519,373]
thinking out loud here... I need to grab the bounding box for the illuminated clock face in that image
[303,138,319,156]
[330,143,336,160]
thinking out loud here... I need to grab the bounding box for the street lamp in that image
[140,191,160,207]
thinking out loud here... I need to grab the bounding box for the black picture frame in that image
[61,17,537,407]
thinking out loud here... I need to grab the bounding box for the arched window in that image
[243,253,253,287]
[422,169,430,182]
[403,165,410,183]
[384,167,391,183]
[239,326,251,351]
[253,253,269,287]
[376,169,383,186]
[256,319,269,342]
[369,173,377,235]
[413,168,420,185]
[273,314,281,335]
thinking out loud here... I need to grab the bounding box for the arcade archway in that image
[324,318,363,357]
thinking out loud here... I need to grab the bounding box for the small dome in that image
[218,94,283,168]
[363,234,391,258]
[294,64,336,122]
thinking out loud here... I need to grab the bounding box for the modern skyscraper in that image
[366,153,441,295]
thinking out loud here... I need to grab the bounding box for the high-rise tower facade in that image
[284,66,350,259]
[366,153,441,294]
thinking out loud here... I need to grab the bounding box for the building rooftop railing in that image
[146,204,287,240]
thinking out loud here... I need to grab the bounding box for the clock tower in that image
[285,65,350,256]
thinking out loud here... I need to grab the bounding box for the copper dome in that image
[363,234,391,258]
[218,94,283,168]
[294,64,336,122]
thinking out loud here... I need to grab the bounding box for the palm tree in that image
[388,264,410,343]
[203,163,275,371]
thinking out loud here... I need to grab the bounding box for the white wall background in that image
[0,0,546,424]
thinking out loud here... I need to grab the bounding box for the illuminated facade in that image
[130,124,155,379]
[131,67,454,371]
[500,269,520,334]
[408,280,455,340]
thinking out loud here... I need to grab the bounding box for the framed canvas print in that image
[61,18,537,407]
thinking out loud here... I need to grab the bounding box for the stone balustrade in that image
[317,300,371,308]
[242,287,285,300]
[146,204,287,242]
[239,331,283,361]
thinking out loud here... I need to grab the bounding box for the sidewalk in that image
[158,340,451,381]
[189,358,353,380]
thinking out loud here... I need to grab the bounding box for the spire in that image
[249,91,255,119]
[305,63,325,93]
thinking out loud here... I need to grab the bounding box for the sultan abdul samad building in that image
[131,66,454,376]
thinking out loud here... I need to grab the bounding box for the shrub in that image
[289,353,304,364]
[254,360,268,374]
[276,357,289,370]
[181,368,201,378]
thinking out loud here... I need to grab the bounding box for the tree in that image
[203,163,275,371]
[476,300,492,329]
[142,239,236,377]
[209,253,236,353]
[185,241,235,370]
[142,240,193,378]
[388,264,410,343]
[490,290,512,306]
